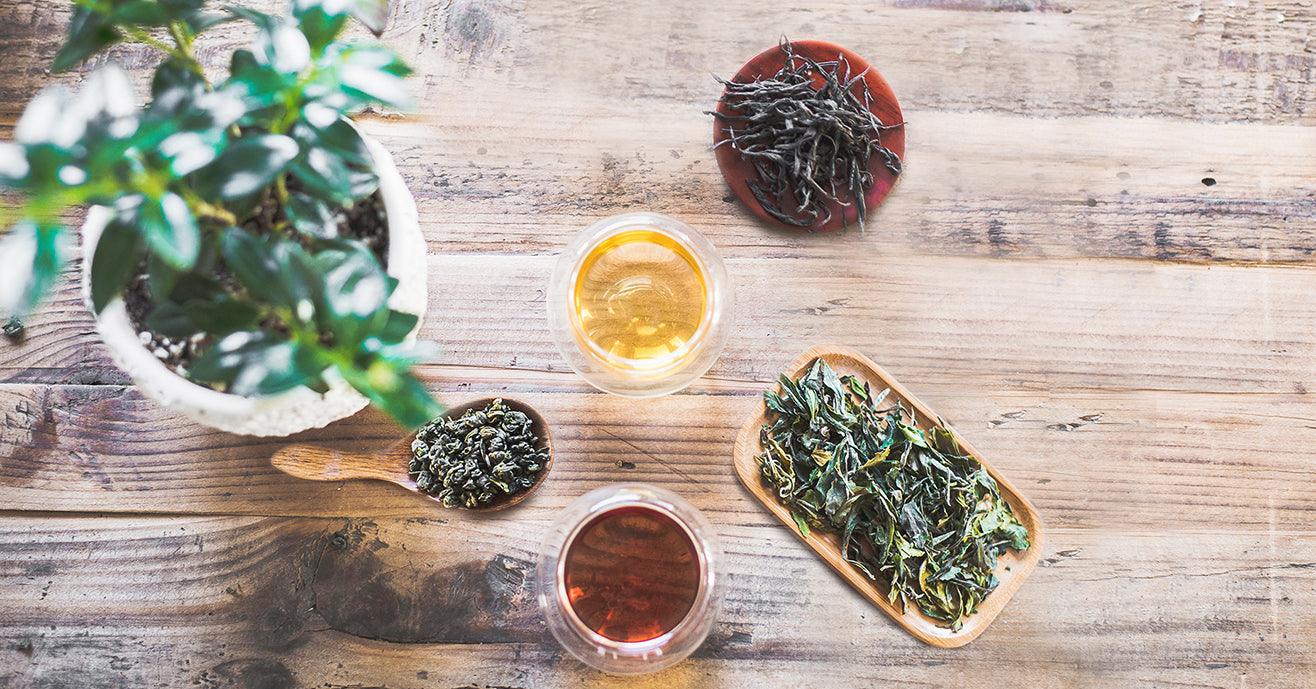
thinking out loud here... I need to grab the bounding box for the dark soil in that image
[121,188,390,380]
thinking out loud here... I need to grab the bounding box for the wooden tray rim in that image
[731,344,1045,647]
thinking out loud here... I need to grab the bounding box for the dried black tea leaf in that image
[756,359,1029,630]
[713,40,903,231]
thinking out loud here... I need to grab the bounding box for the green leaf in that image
[318,247,388,340]
[377,310,418,343]
[307,113,371,165]
[150,295,262,338]
[294,0,387,35]
[222,233,322,315]
[220,228,281,303]
[146,75,244,137]
[295,5,349,55]
[277,241,322,318]
[791,511,811,538]
[79,64,139,141]
[193,134,298,201]
[187,299,263,336]
[188,330,318,397]
[89,217,143,313]
[152,58,203,100]
[231,8,311,73]
[0,220,68,318]
[223,49,292,123]
[335,45,414,110]
[53,6,120,72]
[289,119,377,205]
[148,60,250,135]
[158,130,223,177]
[285,191,339,238]
[168,271,225,303]
[304,377,331,395]
[145,252,182,303]
[144,300,197,338]
[137,192,200,269]
[339,357,440,429]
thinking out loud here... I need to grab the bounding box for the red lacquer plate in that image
[713,41,905,232]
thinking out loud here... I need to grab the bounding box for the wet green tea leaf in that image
[756,358,1030,630]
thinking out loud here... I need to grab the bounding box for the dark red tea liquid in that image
[562,504,701,643]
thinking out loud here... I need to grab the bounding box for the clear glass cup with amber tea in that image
[547,212,732,397]
[537,483,724,674]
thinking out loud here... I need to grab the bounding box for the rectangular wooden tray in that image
[731,345,1044,647]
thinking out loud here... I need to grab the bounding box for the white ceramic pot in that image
[80,132,427,436]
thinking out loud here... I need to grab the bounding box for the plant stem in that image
[121,26,188,63]
[169,22,194,60]
[166,22,209,84]
[274,175,290,207]
[191,199,237,226]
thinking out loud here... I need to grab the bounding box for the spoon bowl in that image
[270,397,553,512]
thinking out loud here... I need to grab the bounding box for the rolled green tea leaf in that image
[409,399,548,509]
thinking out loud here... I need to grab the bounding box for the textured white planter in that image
[80,132,427,436]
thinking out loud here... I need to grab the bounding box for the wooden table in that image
[3,1,1315,686]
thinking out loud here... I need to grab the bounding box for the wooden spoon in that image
[270,397,553,511]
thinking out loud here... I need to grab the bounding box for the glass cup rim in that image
[565,217,717,376]
[553,498,713,655]
[547,211,733,398]
[537,483,725,673]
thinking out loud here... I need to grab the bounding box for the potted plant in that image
[0,0,442,435]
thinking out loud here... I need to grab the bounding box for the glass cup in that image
[547,212,732,397]
[537,483,724,674]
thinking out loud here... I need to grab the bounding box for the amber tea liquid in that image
[571,229,710,372]
[561,504,702,643]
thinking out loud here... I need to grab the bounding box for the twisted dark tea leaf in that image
[756,359,1029,630]
[713,41,903,231]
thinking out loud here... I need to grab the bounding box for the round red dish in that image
[713,40,905,233]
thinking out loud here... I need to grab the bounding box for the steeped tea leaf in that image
[756,358,1030,630]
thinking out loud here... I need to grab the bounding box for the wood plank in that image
[10,251,1316,391]
[3,1,1313,124]
[2,380,1314,532]
[357,110,1316,261]
[2,3,1314,384]
[1,515,1312,687]
[0,0,1314,685]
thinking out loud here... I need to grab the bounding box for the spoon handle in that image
[270,444,411,486]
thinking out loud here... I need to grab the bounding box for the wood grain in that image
[3,377,1315,531]
[2,1,1313,124]
[10,251,1316,392]
[1,515,1312,688]
[1,0,1314,686]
